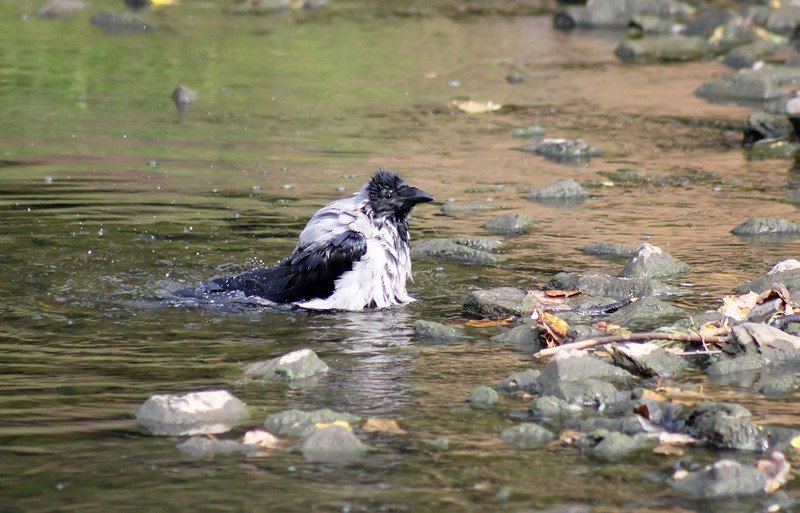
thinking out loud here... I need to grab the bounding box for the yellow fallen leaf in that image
[241,429,287,449]
[718,291,761,321]
[542,311,569,341]
[641,390,667,402]
[451,100,502,114]
[466,317,514,328]
[653,444,684,456]
[314,420,352,431]
[790,435,800,449]
[559,430,583,444]
[152,0,179,6]
[544,290,580,298]
[362,418,406,435]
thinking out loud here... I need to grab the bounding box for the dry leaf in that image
[789,435,800,449]
[653,444,684,456]
[451,100,502,114]
[466,317,514,328]
[535,309,569,345]
[362,418,406,435]
[718,292,760,321]
[472,481,492,492]
[242,429,286,449]
[559,430,583,445]
[633,404,650,419]
[658,432,697,446]
[641,390,667,402]
[757,451,791,493]
[544,290,580,298]
[314,420,352,431]
[528,291,572,310]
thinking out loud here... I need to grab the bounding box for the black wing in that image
[180,230,368,303]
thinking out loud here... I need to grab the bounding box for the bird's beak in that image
[401,186,435,206]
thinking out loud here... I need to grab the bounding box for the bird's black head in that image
[365,170,434,221]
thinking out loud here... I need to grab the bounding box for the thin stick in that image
[533,332,728,358]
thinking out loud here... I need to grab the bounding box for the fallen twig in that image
[533,332,728,358]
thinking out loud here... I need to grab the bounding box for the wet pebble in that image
[484,213,535,235]
[301,425,367,463]
[500,423,555,449]
[135,389,249,436]
[264,409,361,438]
[37,0,88,18]
[243,348,329,381]
[524,179,587,203]
[619,243,691,280]
[469,385,499,409]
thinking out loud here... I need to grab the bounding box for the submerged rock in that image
[614,35,711,63]
[37,0,89,18]
[530,395,582,419]
[524,179,588,203]
[495,369,541,393]
[469,385,500,409]
[555,0,694,29]
[440,202,498,217]
[485,213,535,235]
[490,324,543,350]
[449,236,504,252]
[301,425,367,463]
[546,379,620,405]
[581,242,637,259]
[695,66,800,102]
[414,320,467,341]
[411,239,503,265]
[620,243,691,280]
[264,409,361,438]
[717,322,800,364]
[539,350,634,386]
[724,40,793,70]
[500,423,555,449]
[464,287,532,318]
[136,390,249,436]
[512,125,546,138]
[520,140,603,163]
[731,216,800,236]
[546,271,679,299]
[684,401,765,450]
[670,459,766,499]
[90,12,156,32]
[611,342,687,378]
[578,430,655,461]
[176,437,262,457]
[613,297,686,329]
[734,262,800,294]
[243,348,329,381]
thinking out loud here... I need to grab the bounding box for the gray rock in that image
[135,390,249,436]
[721,322,800,362]
[414,320,467,341]
[172,85,198,113]
[620,243,691,279]
[545,379,621,406]
[758,6,800,34]
[724,40,792,70]
[37,0,89,18]
[520,140,603,163]
[746,139,800,160]
[512,125,546,138]
[611,342,687,378]
[463,287,532,318]
[547,271,679,299]
[743,111,793,147]
[569,415,649,436]
[506,72,525,84]
[264,409,361,438]
[243,348,329,381]
[90,12,156,32]
[496,369,541,393]
[530,395,582,419]
[578,430,655,461]
[614,297,686,330]
[683,7,734,38]
[490,324,544,350]
[580,242,637,259]
[440,202,498,217]
[411,239,503,265]
[708,18,760,53]
[556,0,694,29]
[176,437,261,457]
[469,385,500,409]
[760,374,797,397]
[684,402,765,450]
[301,425,368,463]
[614,36,711,63]
[732,216,800,236]
[485,213,535,235]
[628,14,684,35]
[423,436,450,450]
[525,179,588,202]
[695,66,800,102]
[500,423,555,449]
[734,265,800,294]
[449,236,504,252]
[670,459,766,499]
[539,350,635,386]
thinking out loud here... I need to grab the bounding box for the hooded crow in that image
[177,170,434,311]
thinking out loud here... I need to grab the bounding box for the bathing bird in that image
[176,170,434,311]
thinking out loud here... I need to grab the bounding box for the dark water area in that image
[2,0,800,511]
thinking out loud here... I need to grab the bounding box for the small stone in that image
[530,395,581,419]
[520,139,603,163]
[580,242,637,259]
[440,202,498,217]
[547,271,679,298]
[524,179,588,202]
[579,430,655,461]
[500,423,555,449]
[506,72,525,84]
[135,390,249,436]
[684,401,765,451]
[37,0,89,18]
[495,369,541,393]
[411,239,503,265]
[612,297,686,330]
[464,287,531,318]
[614,36,711,63]
[670,459,766,499]
[243,348,329,381]
[485,213,535,235]
[176,437,261,457]
[512,125,546,138]
[619,243,691,280]
[611,342,687,378]
[264,409,361,438]
[90,11,155,32]
[423,436,450,450]
[732,217,800,236]
[469,385,500,409]
[414,320,467,341]
[172,85,198,113]
[301,425,367,463]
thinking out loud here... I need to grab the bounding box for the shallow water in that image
[2,1,800,511]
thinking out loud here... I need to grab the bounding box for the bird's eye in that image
[382,188,393,198]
